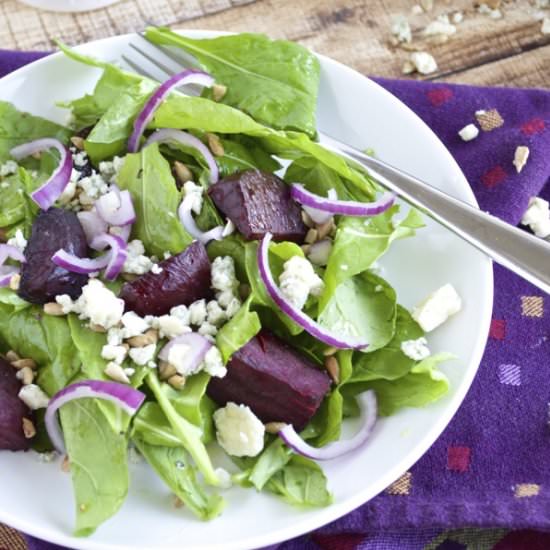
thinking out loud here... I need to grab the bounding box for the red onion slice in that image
[0,243,26,265]
[303,189,337,225]
[0,244,26,287]
[95,187,136,226]
[0,266,19,287]
[128,69,215,154]
[145,129,218,184]
[158,332,212,375]
[44,380,145,453]
[10,138,72,210]
[178,194,224,244]
[258,233,368,350]
[292,184,395,217]
[51,249,111,274]
[52,234,127,280]
[114,224,132,243]
[90,234,128,280]
[77,210,109,244]
[278,390,377,460]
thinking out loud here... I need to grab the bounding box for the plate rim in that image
[0,30,494,550]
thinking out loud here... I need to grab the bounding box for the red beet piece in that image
[0,358,32,451]
[208,170,307,242]
[18,208,89,304]
[120,241,212,316]
[207,330,331,430]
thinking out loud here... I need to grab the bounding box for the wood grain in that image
[0,0,548,88]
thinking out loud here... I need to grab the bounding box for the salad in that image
[0,28,461,535]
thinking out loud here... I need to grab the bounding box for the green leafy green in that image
[132,396,223,520]
[318,272,397,353]
[320,206,424,309]
[152,95,378,197]
[58,47,377,201]
[84,79,157,163]
[133,437,224,520]
[347,305,424,383]
[58,41,154,162]
[145,27,320,137]
[67,315,149,432]
[56,41,142,128]
[265,455,332,507]
[308,350,353,446]
[158,371,215,443]
[215,136,280,177]
[216,295,261,363]
[0,167,39,235]
[232,438,331,507]
[344,353,454,416]
[244,240,304,336]
[0,304,79,395]
[0,288,30,311]
[133,403,182,447]
[248,438,292,490]
[117,143,192,256]
[60,400,129,536]
[146,373,219,485]
[285,155,375,202]
[0,101,70,162]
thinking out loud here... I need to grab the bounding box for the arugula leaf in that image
[84,79,157,163]
[233,437,330,507]
[117,143,192,257]
[244,240,304,336]
[56,42,142,128]
[60,400,129,536]
[248,437,292,490]
[320,206,424,310]
[133,437,224,520]
[318,272,397,353]
[216,136,280,177]
[67,315,149,433]
[152,96,379,197]
[159,372,215,443]
[216,295,261,363]
[0,101,70,162]
[58,44,377,200]
[146,373,219,485]
[0,288,30,312]
[265,455,332,507]
[0,167,39,235]
[0,303,79,395]
[285,155,375,202]
[145,27,320,137]
[132,402,182,447]
[347,305,424,383]
[308,350,353,446]
[343,353,454,416]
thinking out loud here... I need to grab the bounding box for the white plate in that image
[0,31,493,550]
[17,0,120,13]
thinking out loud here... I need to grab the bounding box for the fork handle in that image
[320,134,550,295]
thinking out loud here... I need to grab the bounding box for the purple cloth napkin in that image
[1,52,549,550]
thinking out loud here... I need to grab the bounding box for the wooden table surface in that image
[1,0,549,88]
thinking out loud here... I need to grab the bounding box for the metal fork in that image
[123,38,550,295]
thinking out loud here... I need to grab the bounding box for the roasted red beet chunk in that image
[207,330,331,430]
[18,208,88,304]
[120,241,212,316]
[0,358,32,451]
[208,170,307,242]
